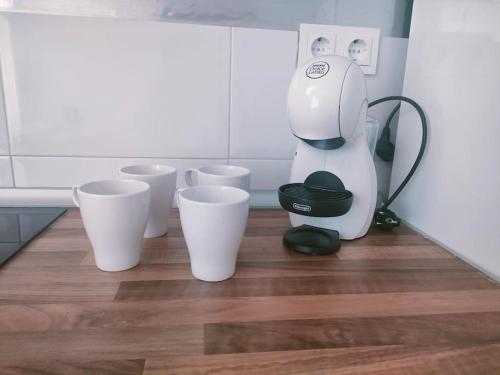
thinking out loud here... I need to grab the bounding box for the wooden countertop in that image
[0,208,499,374]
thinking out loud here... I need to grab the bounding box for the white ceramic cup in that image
[177,185,250,282]
[185,165,251,191]
[72,179,150,272]
[119,164,177,238]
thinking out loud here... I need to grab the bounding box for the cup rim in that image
[120,164,176,177]
[198,165,250,177]
[78,179,150,198]
[179,185,250,206]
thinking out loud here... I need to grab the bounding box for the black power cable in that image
[386,102,401,131]
[368,96,428,230]
[375,103,400,161]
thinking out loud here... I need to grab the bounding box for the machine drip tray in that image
[283,225,341,255]
[279,171,353,217]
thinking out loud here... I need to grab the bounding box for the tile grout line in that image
[9,155,294,161]
[0,60,15,188]
[10,155,229,160]
[227,27,233,165]
[0,21,21,189]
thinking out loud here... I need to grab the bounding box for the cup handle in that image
[72,185,80,207]
[185,168,198,187]
[175,188,187,207]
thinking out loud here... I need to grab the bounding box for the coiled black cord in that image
[368,96,428,229]
[385,103,401,136]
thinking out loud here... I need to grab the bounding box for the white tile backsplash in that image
[12,157,225,188]
[0,156,13,187]
[13,156,292,190]
[374,159,392,200]
[0,75,9,155]
[0,19,10,155]
[230,28,298,159]
[0,17,17,156]
[0,104,9,155]
[366,37,409,125]
[366,37,409,200]
[13,157,293,192]
[6,14,230,158]
[231,159,293,190]
[0,12,409,206]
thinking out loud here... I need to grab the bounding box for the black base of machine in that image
[279,171,351,255]
[283,225,341,255]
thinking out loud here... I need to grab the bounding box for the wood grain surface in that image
[0,208,498,374]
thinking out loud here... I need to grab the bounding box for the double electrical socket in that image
[298,24,381,75]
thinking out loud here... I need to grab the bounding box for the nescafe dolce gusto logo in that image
[306,61,330,79]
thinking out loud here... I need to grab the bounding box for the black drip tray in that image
[279,171,353,217]
[284,225,340,255]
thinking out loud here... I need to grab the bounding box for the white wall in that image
[0,13,408,206]
[391,0,500,280]
[0,0,413,37]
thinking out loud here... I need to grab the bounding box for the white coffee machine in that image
[279,55,377,254]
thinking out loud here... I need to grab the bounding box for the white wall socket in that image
[298,24,381,75]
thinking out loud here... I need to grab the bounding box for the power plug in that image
[375,126,395,162]
[373,207,401,231]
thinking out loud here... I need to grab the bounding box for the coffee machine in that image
[278,55,377,254]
